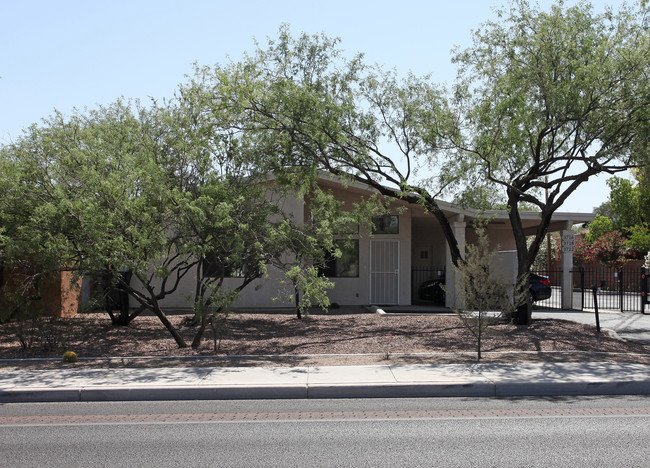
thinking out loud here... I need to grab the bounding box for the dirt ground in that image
[1,309,649,369]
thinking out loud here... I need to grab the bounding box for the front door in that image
[370,239,399,304]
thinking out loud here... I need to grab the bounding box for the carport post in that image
[561,224,574,310]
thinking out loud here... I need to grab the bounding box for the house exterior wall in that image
[128,179,591,312]
[308,185,413,306]
[464,224,517,251]
[411,218,447,268]
[151,190,306,310]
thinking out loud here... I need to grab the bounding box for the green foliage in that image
[194,7,649,326]
[0,101,198,345]
[187,24,467,270]
[585,216,615,244]
[450,0,649,324]
[192,289,236,353]
[587,175,650,257]
[628,224,650,257]
[451,226,526,359]
[0,94,348,349]
[593,201,613,219]
[284,265,334,318]
[62,351,78,363]
[3,2,648,340]
[607,177,643,231]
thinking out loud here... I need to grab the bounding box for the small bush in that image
[62,351,78,363]
[15,314,66,351]
[451,225,526,360]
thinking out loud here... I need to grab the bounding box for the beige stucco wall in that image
[310,185,414,306]
[411,217,447,268]
[143,189,305,311]
[133,178,586,311]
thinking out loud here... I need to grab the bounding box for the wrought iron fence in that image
[573,266,644,312]
[642,267,649,315]
[411,266,646,312]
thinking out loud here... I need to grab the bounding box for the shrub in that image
[62,351,78,363]
[628,224,650,258]
[591,231,630,269]
[450,226,526,360]
[573,239,593,266]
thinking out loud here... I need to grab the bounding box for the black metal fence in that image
[642,267,649,315]
[573,267,644,312]
[412,266,647,312]
[411,266,445,305]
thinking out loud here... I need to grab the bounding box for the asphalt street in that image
[2,397,649,467]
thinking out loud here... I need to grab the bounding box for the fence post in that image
[643,267,648,315]
[580,267,585,311]
[592,286,601,333]
[619,267,623,313]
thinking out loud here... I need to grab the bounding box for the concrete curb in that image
[493,380,650,397]
[2,379,650,403]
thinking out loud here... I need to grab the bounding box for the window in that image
[336,220,360,235]
[372,215,399,234]
[311,214,359,236]
[202,253,255,279]
[319,239,359,278]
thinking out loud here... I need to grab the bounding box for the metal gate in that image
[574,267,644,312]
[370,239,399,304]
[411,267,445,305]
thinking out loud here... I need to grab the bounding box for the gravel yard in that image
[1,308,649,369]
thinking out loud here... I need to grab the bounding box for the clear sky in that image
[0,0,635,213]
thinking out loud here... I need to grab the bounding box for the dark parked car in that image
[418,273,551,305]
[418,279,445,305]
[529,273,552,301]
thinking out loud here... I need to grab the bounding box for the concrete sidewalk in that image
[2,361,650,403]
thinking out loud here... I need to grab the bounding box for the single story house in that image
[156,174,594,311]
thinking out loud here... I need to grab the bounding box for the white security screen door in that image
[370,239,399,304]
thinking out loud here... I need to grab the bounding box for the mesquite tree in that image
[450,0,650,323]
[193,1,649,324]
[0,98,341,348]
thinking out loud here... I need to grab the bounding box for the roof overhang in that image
[314,171,594,233]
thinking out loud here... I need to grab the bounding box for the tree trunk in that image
[477,316,482,360]
[507,194,533,325]
[295,286,302,319]
[151,305,187,348]
[191,318,207,349]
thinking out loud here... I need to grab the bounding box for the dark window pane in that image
[372,215,399,234]
[319,239,359,278]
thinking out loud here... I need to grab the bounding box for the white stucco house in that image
[156,174,593,311]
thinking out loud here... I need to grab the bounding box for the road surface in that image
[2,397,649,467]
